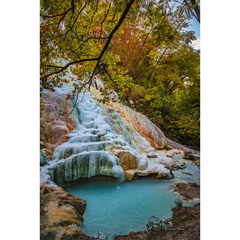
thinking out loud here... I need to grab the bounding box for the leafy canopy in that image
[40,0,200,146]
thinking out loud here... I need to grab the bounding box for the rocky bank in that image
[173,182,200,201]
[114,204,200,240]
[40,185,97,240]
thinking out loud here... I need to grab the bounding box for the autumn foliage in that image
[40,0,200,146]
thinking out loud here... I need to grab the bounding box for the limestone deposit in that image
[40,89,174,187]
[40,185,94,240]
[106,101,168,150]
[40,90,76,159]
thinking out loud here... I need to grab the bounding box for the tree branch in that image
[102,64,117,85]
[88,0,136,89]
[40,8,73,18]
[40,57,99,80]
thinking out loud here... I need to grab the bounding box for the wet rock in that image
[147,154,158,158]
[124,125,155,154]
[111,149,148,171]
[41,92,153,186]
[185,153,200,160]
[172,163,187,170]
[124,170,136,182]
[103,106,155,154]
[43,150,125,187]
[182,172,192,175]
[114,150,138,170]
[172,163,181,170]
[184,153,200,169]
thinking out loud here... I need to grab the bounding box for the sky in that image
[167,1,200,50]
[188,10,200,50]
[189,15,200,38]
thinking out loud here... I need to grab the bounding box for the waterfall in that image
[41,89,149,187]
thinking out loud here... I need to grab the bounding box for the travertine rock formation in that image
[90,88,168,150]
[40,90,76,159]
[40,89,173,187]
[41,92,151,187]
[40,185,94,240]
[105,101,168,150]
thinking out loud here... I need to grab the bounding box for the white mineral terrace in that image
[40,87,174,187]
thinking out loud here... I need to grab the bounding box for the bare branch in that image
[40,57,99,80]
[102,64,117,85]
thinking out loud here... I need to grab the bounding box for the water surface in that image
[172,155,200,185]
[65,155,200,239]
[65,179,192,239]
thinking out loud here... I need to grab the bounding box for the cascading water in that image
[40,88,149,187]
[40,86,200,240]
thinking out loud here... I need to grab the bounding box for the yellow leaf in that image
[132,2,137,7]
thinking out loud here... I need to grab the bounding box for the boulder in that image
[111,150,148,171]
[115,150,137,170]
